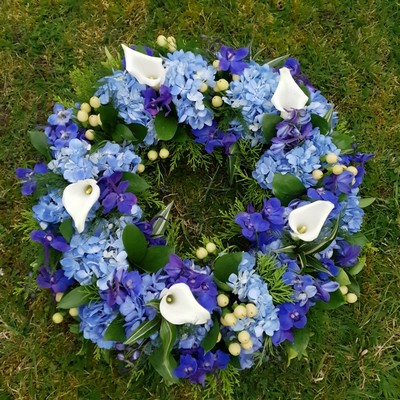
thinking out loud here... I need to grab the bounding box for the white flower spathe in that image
[159,283,211,325]
[121,44,166,88]
[288,200,335,242]
[62,179,100,234]
[271,67,309,118]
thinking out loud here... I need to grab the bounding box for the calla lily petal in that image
[271,67,309,118]
[62,179,100,234]
[121,44,166,88]
[159,283,211,325]
[288,200,334,242]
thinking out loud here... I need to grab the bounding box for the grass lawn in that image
[1,0,399,399]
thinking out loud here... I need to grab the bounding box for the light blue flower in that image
[32,189,68,228]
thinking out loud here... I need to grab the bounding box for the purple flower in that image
[174,354,198,379]
[278,302,308,330]
[30,230,70,252]
[261,197,285,230]
[334,240,361,267]
[47,103,73,126]
[36,266,73,294]
[284,57,301,76]
[16,162,48,195]
[53,123,79,148]
[323,170,354,195]
[218,45,249,75]
[142,85,172,116]
[235,212,269,241]
[314,279,340,302]
[192,121,224,153]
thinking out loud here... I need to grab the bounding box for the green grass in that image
[1,0,400,398]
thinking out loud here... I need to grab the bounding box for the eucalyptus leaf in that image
[272,173,306,206]
[139,245,175,273]
[154,112,178,141]
[310,113,330,135]
[58,286,92,309]
[29,130,51,160]
[124,317,161,345]
[59,218,74,243]
[201,317,220,352]
[261,113,282,143]
[122,224,148,265]
[152,201,174,237]
[103,315,126,342]
[160,319,177,361]
[213,252,243,284]
[121,172,150,194]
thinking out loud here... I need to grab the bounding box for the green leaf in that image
[213,252,243,284]
[173,126,190,142]
[154,112,178,141]
[359,197,376,208]
[149,347,179,385]
[103,315,126,342]
[58,286,92,309]
[347,275,360,296]
[112,124,135,142]
[213,275,233,292]
[152,201,174,237]
[348,255,366,276]
[273,244,297,256]
[98,104,118,134]
[272,173,306,206]
[344,233,368,247]
[310,113,330,135]
[304,255,332,275]
[261,114,282,143]
[124,317,161,345]
[160,319,177,361]
[69,323,80,334]
[139,245,175,273]
[228,143,239,186]
[89,139,108,154]
[331,131,354,153]
[266,54,289,67]
[146,299,160,311]
[128,123,148,143]
[59,218,74,243]
[315,289,345,310]
[29,130,51,160]
[286,327,313,364]
[122,224,148,265]
[336,268,351,286]
[299,84,311,104]
[121,172,150,194]
[201,317,220,352]
[323,106,334,127]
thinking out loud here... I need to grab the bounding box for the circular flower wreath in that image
[17,35,373,386]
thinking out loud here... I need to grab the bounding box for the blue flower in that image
[218,45,249,75]
[47,103,73,126]
[32,190,69,228]
[16,162,48,195]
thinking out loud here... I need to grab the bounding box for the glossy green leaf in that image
[122,224,148,265]
[272,173,306,206]
[121,172,150,194]
[310,113,330,135]
[154,112,178,140]
[348,255,366,276]
[149,347,179,385]
[124,317,161,345]
[336,268,351,286]
[261,113,282,143]
[173,126,191,142]
[152,201,174,237]
[344,232,368,247]
[112,124,135,142]
[286,327,313,364]
[347,275,361,296]
[323,106,334,127]
[29,130,51,160]
[160,319,177,361]
[315,289,345,310]
[128,123,148,143]
[359,197,376,208]
[213,252,243,284]
[98,104,118,134]
[331,131,354,153]
[213,275,233,292]
[201,318,220,353]
[139,245,175,273]
[59,218,74,243]
[58,286,91,309]
[103,315,126,342]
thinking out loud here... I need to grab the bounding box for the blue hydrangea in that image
[79,301,117,349]
[341,193,364,233]
[164,50,215,130]
[223,61,279,144]
[307,90,338,128]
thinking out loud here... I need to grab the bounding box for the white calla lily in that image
[121,44,166,88]
[159,283,211,325]
[288,200,335,242]
[62,179,100,234]
[271,67,309,119]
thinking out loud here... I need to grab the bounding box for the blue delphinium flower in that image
[334,240,361,267]
[142,85,172,116]
[47,103,73,126]
[53,122,79,149]
[218,45,249,75]
[36,266,73,294]
[16,162,48,195]
[235,211,269,241]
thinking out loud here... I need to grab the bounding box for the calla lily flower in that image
[288,200,334,242]
[271,67,309,119]
[121,44,166,88]
[62,179,100,234]
[159,283,211,325]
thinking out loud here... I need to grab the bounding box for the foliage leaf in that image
[58,286,92,309]
[336,268,351,286]
[348,255,366,276]
[124,317,161,345]
[160,319,177,361]
[228,143,239,186]
[103,315,126,342]
[201,317,220,353]
[213,252,243,284]
[139,245,175,273]
[347,275,361,296]
[112,124,135,142]
[266,54,289,67]
[121,172,150,194]
[323,106,334,127]
[154,112,178,140]
[359,197,376,208]
[59,218,74,243]
[98,104,118,134]
[261,113,282,143]
[272,173,306,206]
[310,113,330,135]
[128,123,148,143]
[331,131,354,153]
[152,201,174,237]
[29,130,51,160]
[122,224,148,265]
[213,276,233,292]
[315,289,345,310]
[286,326,313,364]
[344,233,368,247]
[149,347,179,385]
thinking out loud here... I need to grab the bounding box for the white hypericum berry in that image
[233,305,247,319]
[220,316,228,327]
[89,96,101,109]
[231,74,240,80]
[217,293,229,307]
[216,79,229,91]
[326,153,338,164]
[159,148,170,159]
[241,339,253,351]
[346,293,358,304]
[212,60,220,70]
[88,114,100,127]
[52,312,64,324]
[196,247,208,260]
[246,303,258,318]
[147,150,158,161]
[137,163,145,173]
[80,102,91,113]
[212,96,223,108]
[55,292,64,302]
[85,129,95,141]
[332,164,344,175]
[69,308,79,317]
[347,166,358,176]
[156,35,168,48]
[228,342,241,356]
[223,313,237,327]
[312,169,324,180]
[339,286,349,295]
[199,82,208,93]
[238,330,251,344]
[77,110,89,122]
[216,332,222,343]
[205,242,217,253]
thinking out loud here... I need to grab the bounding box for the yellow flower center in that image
[297,225,307,234]
[85,185,93,195]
